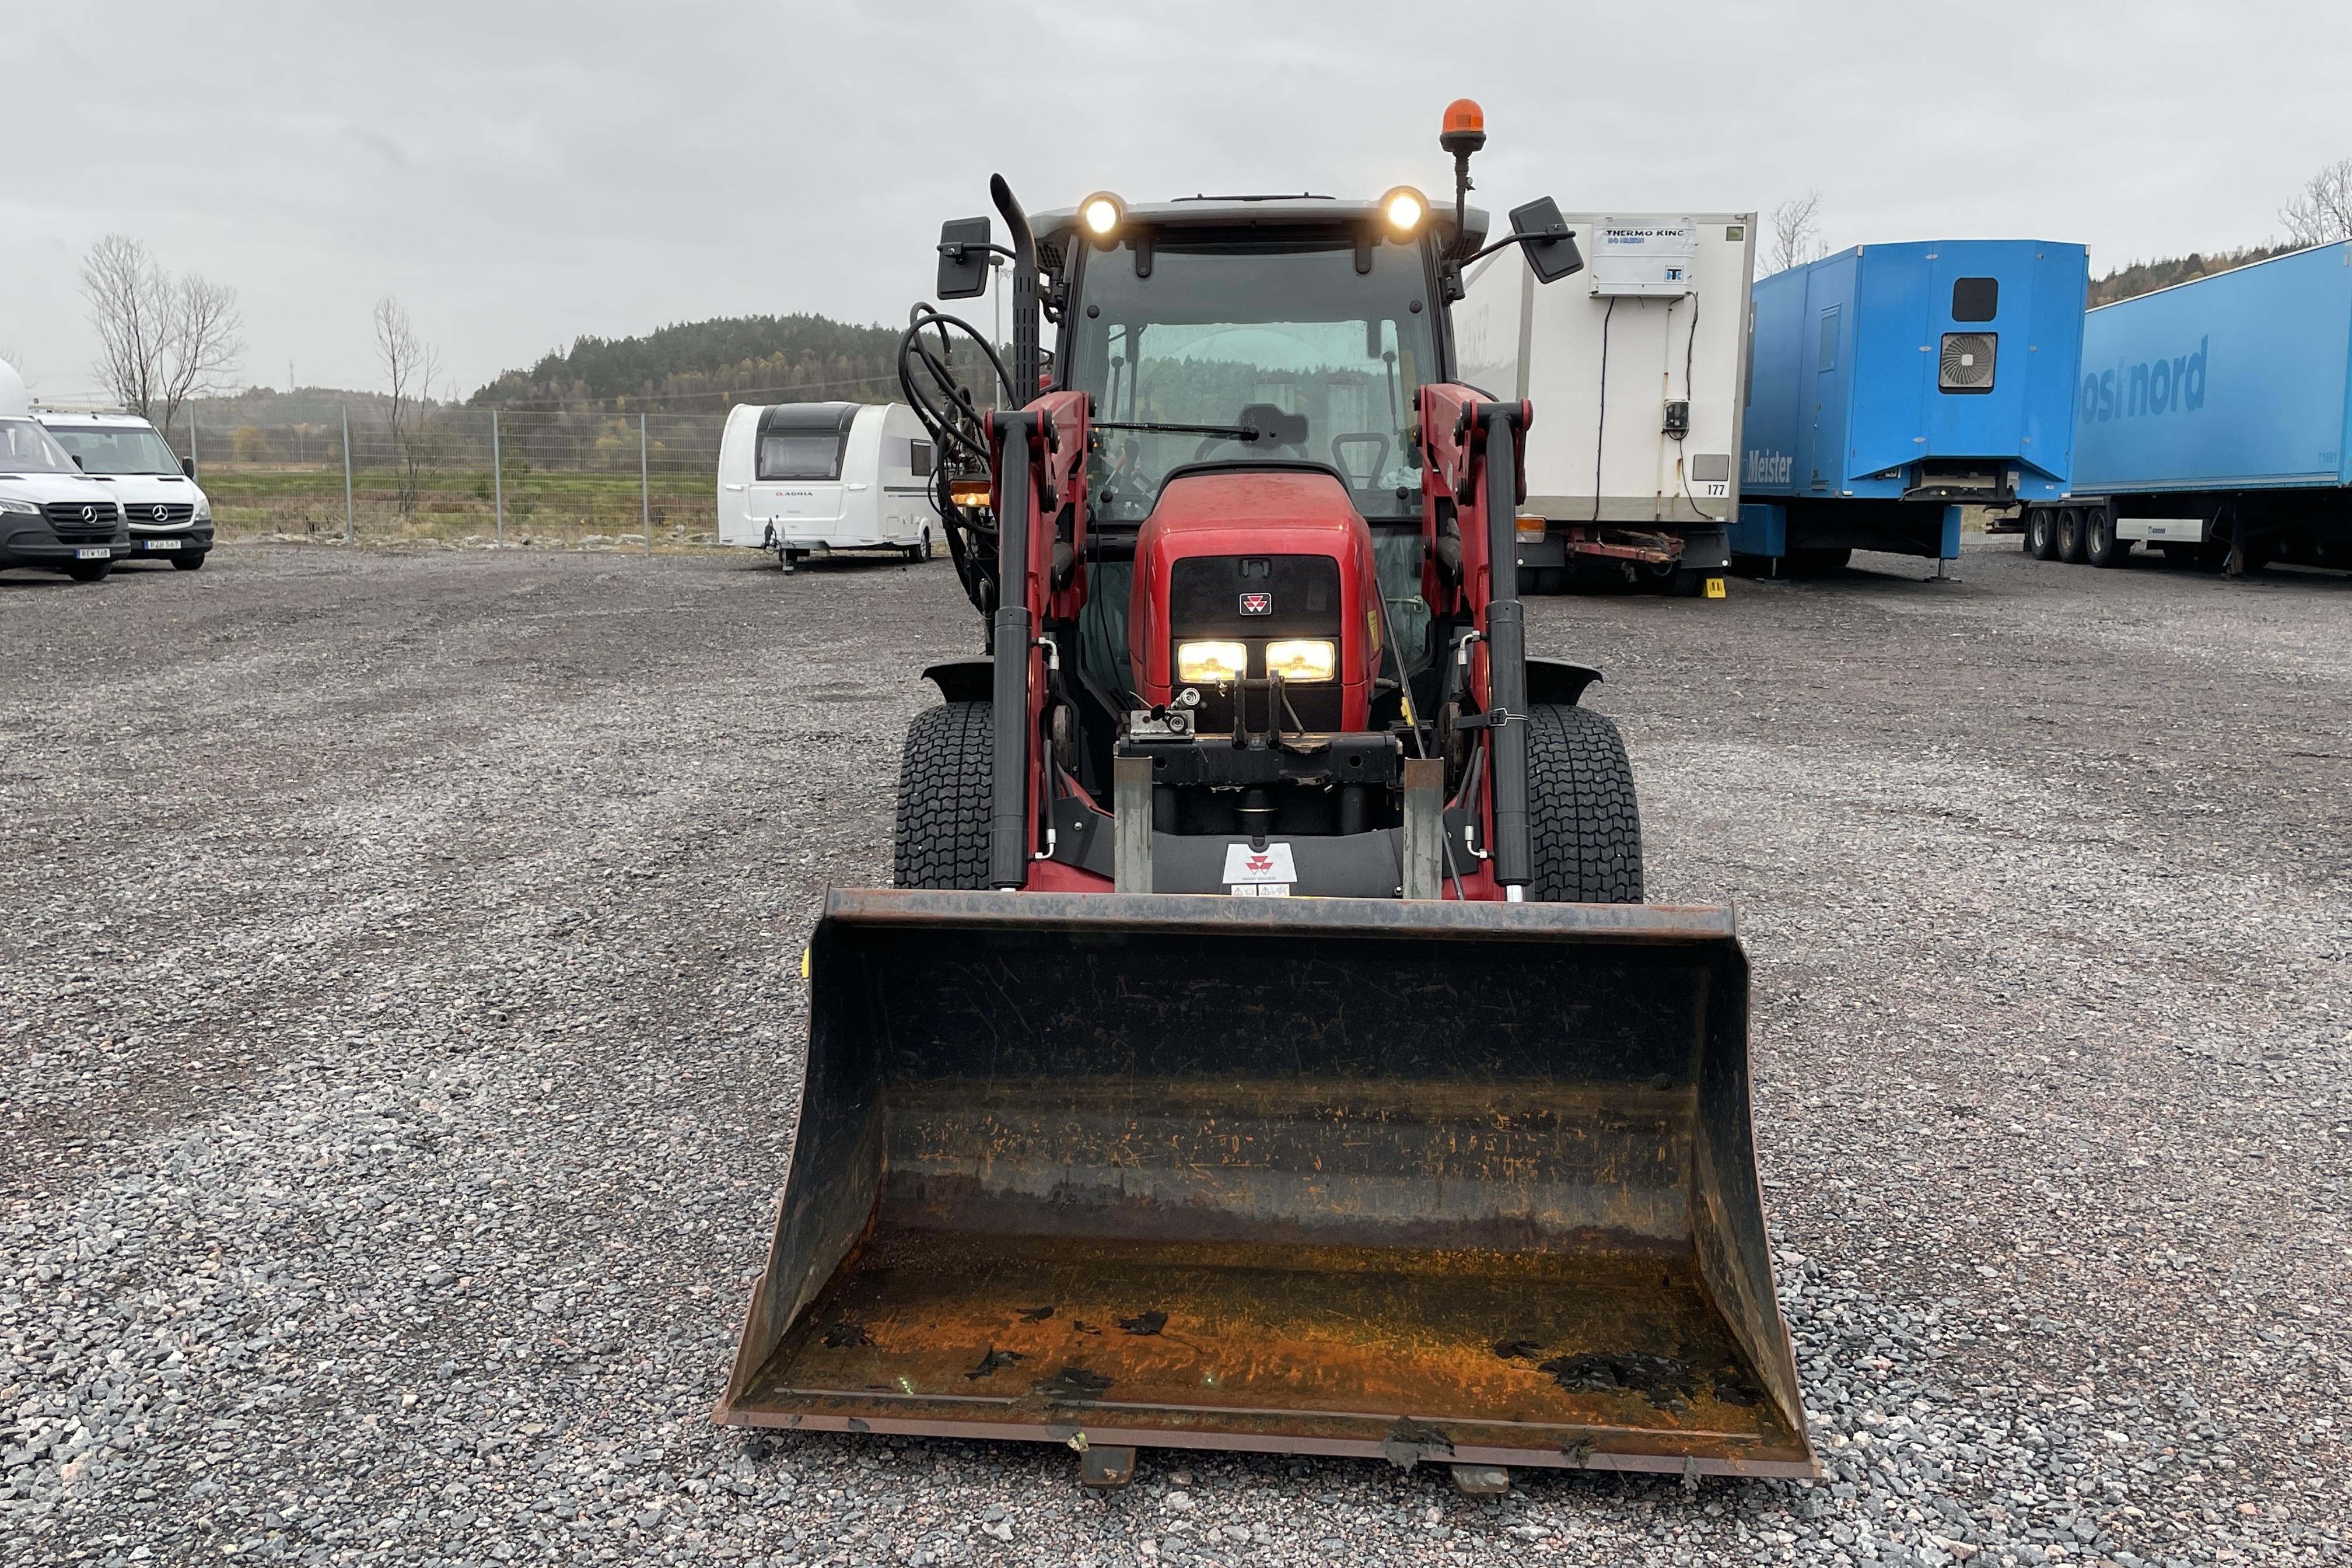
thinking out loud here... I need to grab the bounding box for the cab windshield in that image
[1065,233,1438,524]
[46,425,182,475]
[0,418,81,475]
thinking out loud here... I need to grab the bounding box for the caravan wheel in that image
[909,528,933,564]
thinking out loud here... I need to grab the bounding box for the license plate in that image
[1703,577,1727,598]
[76,548,111,560]
[145,538,183,551]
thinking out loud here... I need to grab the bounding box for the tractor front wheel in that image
[1525,704,1644,904]
[894,701,993,889]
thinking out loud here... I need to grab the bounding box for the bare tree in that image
[373,296,442,513]
[80,235,244,440]
[2280,158,2352,247]
[1769,191,1826,275]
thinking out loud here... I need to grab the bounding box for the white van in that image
[38,411,215,570]
[718,401,939,570]
[0,359,128,582]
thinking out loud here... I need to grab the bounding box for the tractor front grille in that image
[1939,332,1996,393]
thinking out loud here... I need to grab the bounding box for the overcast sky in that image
[6,0,2347,402]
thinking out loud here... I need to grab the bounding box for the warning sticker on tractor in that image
[1223,842,1297,895]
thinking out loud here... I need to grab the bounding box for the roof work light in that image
[1380,186,1427,235]
[1079,192,1125,241]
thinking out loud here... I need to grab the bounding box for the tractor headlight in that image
[1264,639,1336,682]
[1079,192,1126,242]
[1175,640,1247,684]
[1380,186,1427,236]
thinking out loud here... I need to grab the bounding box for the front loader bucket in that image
[718,889,1815,1478]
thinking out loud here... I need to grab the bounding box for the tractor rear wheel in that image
[893,701,993,890]
[1525,703,1643,904]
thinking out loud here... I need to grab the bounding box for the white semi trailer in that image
[1459,212,1756,594]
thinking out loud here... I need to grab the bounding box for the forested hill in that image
[2089,242,2307,307]
[470,314,904,411]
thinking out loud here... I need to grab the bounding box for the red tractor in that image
[718,104,1813,1490]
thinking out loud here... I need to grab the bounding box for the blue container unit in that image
[2025,242,2352,573]
[1732,240,2088,570]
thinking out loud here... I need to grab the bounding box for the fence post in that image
[188,409,200,479]
[640,412,651,555]
[491,410,504,548]
[340,404,354,544]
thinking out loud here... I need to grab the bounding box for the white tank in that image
[0,358,27,418]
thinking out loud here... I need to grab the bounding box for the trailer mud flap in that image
[718,888,1815,1477]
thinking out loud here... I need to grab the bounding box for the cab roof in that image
[1034,196,1487,256]
[33,410,157,429]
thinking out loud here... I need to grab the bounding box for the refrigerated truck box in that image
[1458,212,1756,593]
[1733,239,2087,570]
[2028,240,2352,573]
[718,401,942,566]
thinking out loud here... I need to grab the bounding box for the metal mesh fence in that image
[177,408,740,551]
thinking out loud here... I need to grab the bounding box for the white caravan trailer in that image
[1460,212,1755,594]
[718,401,940,570]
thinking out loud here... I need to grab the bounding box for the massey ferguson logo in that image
[1243,851,1275,874]
[1238,592,1272,615]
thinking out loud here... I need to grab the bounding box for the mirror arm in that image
[938,241,1021,264]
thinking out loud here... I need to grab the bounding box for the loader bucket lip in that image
[719,885,1815,1478]
[818,886,1742,942]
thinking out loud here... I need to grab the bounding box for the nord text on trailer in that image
[718,401,941,571]
[1735,240,2087,574]
[2023,242,2352,574]
[1460,214,1755,594]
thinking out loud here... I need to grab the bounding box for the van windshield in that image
[0,418,80,475]
[1064,234,1437,524]
[46,425,182,475]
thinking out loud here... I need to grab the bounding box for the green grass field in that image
[201,466,722,547]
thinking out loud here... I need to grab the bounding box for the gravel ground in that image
[2,539,2346,1568]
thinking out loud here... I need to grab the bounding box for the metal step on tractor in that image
[716,102,1815,1493]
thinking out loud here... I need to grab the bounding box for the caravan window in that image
[909,439,933,478]
[757,432,844,481]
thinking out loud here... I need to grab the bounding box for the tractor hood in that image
[1128,467,1382,728]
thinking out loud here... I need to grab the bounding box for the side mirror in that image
[181,456,196,478]
[1510,198,1584,285]
[936,217,993,301]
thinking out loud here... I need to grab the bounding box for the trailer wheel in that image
[893,701,993,890]
[2055,508,2088,563]
[2026,508,2058,559]
[1525,704,1643,904]
[2084,507,2131,568]
[909,528,933,564]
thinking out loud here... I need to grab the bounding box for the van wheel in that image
[894,702,992,890]
[170,551,208,572]
[66,560,112,583]
[2055,508,2088,563]
[2084,508,2130,568]
[1525,704,1643,904]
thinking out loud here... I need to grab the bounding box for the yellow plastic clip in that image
[800,947,811,980]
